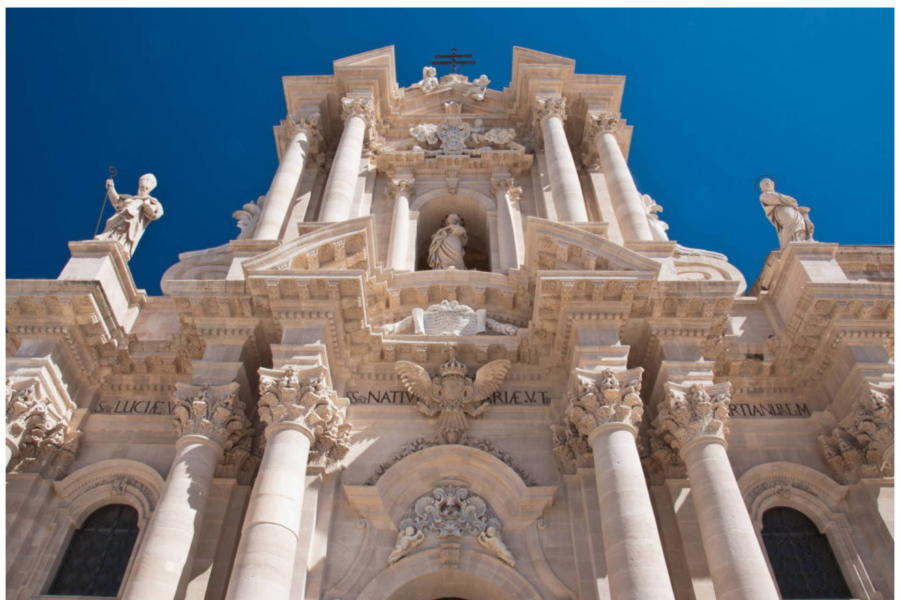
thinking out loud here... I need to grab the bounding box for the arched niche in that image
[358,547,542,600]
[739,461,882,600]
[411,188,496,272]
[344,444,555,533]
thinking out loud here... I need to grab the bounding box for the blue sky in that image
[7,8,893,295]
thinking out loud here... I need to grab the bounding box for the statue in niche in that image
[427,213,468,270]
[642,194,670,241]
[412,66,439,93]
[95,173,164,259]
[466,74,491,101]
[758,178,815,247]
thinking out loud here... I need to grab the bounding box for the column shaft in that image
[226,427,312,599]
[590,426,676,600]
[541,116,588,222]
[254,129,310,240]
[683,440,780,600]
[319,115,366,222]
[495,190,517,269]
[122,438,219,600]
[596,132,653,241]
[387,187,412,271]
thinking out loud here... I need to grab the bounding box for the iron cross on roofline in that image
[432,48,476,74]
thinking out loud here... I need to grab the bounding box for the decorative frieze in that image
[172,382,250,450]
[652,381,733,452]
[389,485,514,566]
[819,384,894,482]
[257,367,352,463]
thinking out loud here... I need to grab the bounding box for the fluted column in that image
[226,367,351,600]
[535,97,588,222]
[122,383,249,600]
[386,177,414,271]
[491,177,523,270]
[254,114,320,240]
[563,368,676,600]
[591,113,654,242]
[653,382,779,600]
[319,97,374,222]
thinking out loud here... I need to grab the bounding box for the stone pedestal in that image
[653,382,779,600]
[254,117,318,240]
[319,97,372,222]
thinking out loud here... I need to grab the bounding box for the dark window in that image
[762,507,852,599]
[48,504,139,597]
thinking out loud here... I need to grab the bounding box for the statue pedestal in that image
[57,240,146,331]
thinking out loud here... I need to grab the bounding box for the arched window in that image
[48,504,139,596]
[761,507,852,599]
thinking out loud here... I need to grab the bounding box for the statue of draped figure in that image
[427,213,468,270]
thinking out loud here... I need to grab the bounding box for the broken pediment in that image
[524,217,661,274]
[241,217,377,275]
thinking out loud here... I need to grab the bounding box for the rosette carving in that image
[652,382,732,453]
[819,384,894,481]
[257,367,352,463]
[173,382,250,450]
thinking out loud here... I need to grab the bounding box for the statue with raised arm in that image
[95,173,164,259]
[427,213,468,270]
[758,178,814,247]
[413,66,439,94]
[467,74,490,101]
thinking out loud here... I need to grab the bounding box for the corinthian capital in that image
[258,366,352,463]
[387,177,415,199]
[587,111,624,136]
[341,96,375,123]
[7,378,80,478]
[565,368,646,437]
[534,96,567,122]
[491,177,522,202]
[652,381,732,453]
[173,382,250,450]
[819,384,893,482]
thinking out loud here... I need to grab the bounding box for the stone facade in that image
[6,46,893,600]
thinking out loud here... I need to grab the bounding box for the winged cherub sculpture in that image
[395,350,511,443]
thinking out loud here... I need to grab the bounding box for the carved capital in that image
[387,178,415,200]
[566,368,645,437]
[652,381,732,454]
[491,177,523,202]
[173,382,250,450]
[6,378,80,478]
[534,96,567,123]
[587,111,624,136]
[819,384,893,482]
[341,96,375,123]
[258,366,352,463]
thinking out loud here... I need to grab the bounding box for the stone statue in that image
[477,525,515,566]
[642,194,670,241]
[759,178,814,247]
[413,66,439,93]
[388,522,425,563]
[467,74,490,101]
[427,213,468,270]
[395,351,511,443]
[95,173,164,259]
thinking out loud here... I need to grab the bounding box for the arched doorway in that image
[384,570,513,600]
[413,192,493,272]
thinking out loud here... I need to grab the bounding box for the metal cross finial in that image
[432,48,476,74]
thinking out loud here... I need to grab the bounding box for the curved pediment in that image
[524,217,661,274]
[241,217,377,275]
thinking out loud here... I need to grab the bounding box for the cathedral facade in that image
[6,46,893,600]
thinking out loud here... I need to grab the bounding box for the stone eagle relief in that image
[395,351,511,443]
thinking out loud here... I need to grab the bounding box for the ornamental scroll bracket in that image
[388,485,514,567]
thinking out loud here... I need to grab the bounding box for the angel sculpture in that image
[395,350,511,443]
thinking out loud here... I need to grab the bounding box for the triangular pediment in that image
[241,217,377,275]
[512,46,576,69]
[333,45,396,71]
[524,217,661,274]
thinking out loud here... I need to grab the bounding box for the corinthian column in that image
[226,367,351,600]
[319,97,374,222]
[590,113,653,242]
[562,368,675,600]
[492,177,524,270]
[386,177,415,271]
[653,382,779,600]
[122,383,249,600]
[254,114,320,240]
[535,97,588,222]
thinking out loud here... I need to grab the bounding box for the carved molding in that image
[819,384,894,482]
[172,382,250,450]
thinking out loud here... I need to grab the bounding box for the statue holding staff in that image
[95,173,164,259]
